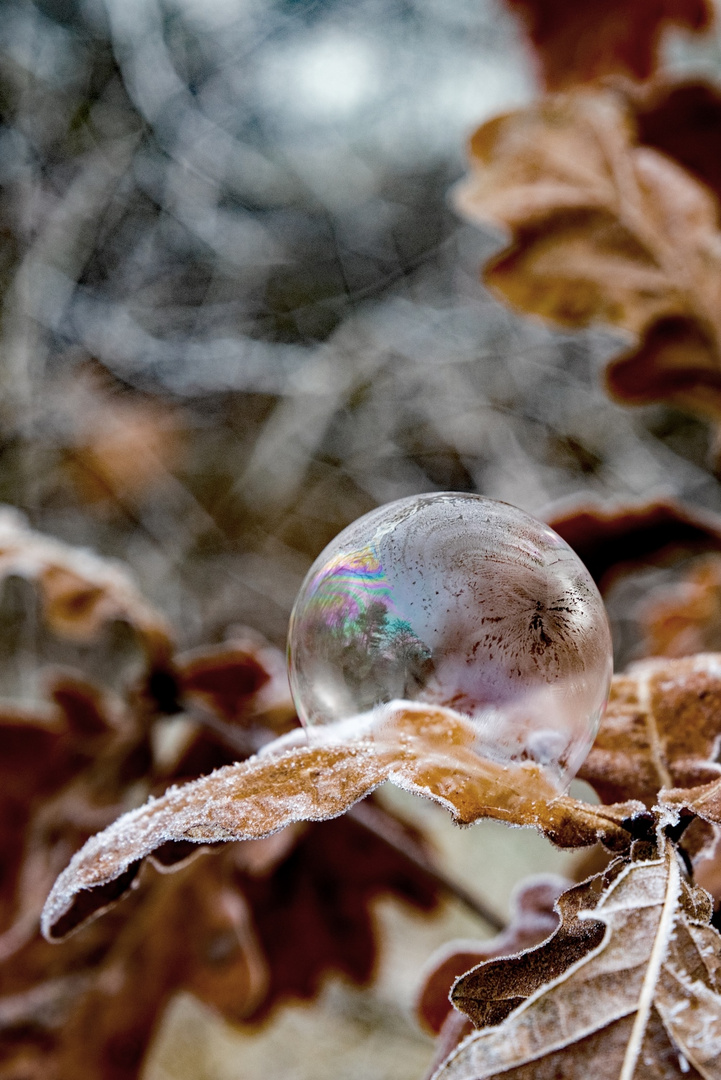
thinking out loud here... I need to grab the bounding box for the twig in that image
[348,799,505,932]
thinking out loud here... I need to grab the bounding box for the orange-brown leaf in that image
[3,658,443,1077]
[580,654,721,804]
[42,705,643,940]
[457,89,721,419]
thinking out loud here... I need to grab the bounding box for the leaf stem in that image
[348,800,506,931]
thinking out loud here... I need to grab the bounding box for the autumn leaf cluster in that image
[0,512,442,1079]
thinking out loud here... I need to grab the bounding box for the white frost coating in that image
[42,693,625,943]
[41,699,459,939]
[432,852,721,1080]
[619,845,681,1080]
[40,738,387,940]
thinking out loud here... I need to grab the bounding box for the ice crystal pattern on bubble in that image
[287,493,613,786]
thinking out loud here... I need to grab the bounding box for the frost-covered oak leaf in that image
[456,89,721,420]
[418,875,567,1039]
[434,845,721,1080]
[42,705,642,940]
[579,654,721,804]
[663,776,721,830]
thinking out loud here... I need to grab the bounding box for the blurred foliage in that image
[1,0,719,668]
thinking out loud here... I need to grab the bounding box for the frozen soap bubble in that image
[287,493,613,786]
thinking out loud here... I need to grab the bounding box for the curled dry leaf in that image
[434,845,721,1080]
[417,874,567,1037]
[503,0,713,91]
[419,876,568,1080]
[3,813,439,1080]
[546,498,721,592]
[0,507,172,665]
[456,89,721,419]
[42,704,644,941]
[633,79,721,207]
[579,653,721,804]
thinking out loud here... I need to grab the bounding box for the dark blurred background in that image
[3,0,720,675]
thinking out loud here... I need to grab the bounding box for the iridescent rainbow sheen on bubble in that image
[305,545,393,623]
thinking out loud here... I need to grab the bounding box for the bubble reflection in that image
[287,493,613,787]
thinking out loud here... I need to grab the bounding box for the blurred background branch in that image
[2,0,719,667]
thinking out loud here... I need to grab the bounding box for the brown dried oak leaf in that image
[42,703,643,941]
[456,88,721,419]
[0,506,172,665]
[579,653,721,804]
[435,845,721,1079]
[417,874,567,1080]
[504,0,713,91]
[547,498,721,592]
